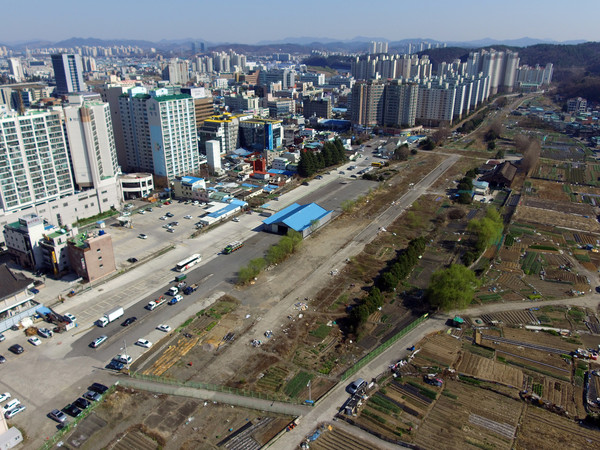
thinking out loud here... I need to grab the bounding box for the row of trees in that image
[378,237,427,292]
[349,287,384,329]
[297,139,347,177]
[237,230,303,284]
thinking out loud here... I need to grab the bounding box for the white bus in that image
[175,254,202,272]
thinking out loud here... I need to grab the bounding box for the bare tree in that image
[432,126,451,145]
[521,139,541,174]
[514,135,530,154]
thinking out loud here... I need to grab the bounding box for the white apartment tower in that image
[0,110,74,213]
[119,88,198,181]
[63,94,120,190]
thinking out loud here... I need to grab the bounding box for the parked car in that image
[159,216,167,220]
[28,337,41,346]
[2,399,20,414]
[0,334,4,342]
[0,393,11,403]
[184,215,192,219]
[8,344,23,355]
[136,339,152,348]
[232,217,240,222]
[121,317,137,327]
[64,313,77,323]
[73,398,91,410]
[106,360,124,370]
[165,212,174,217]
[138,233,148,239]
[38,327,53,338]
[114,354,132,364]
[157,324,171,332]
[89,383,109,394]
[49,409,68,423]
[146,207,153,212]
[0,356,5,364]
[90,335,108,348]
[167,228,175,233]
[348,378,367,395]
[30,288,40,294]
[63,404,82,417]
[83,391,101,402]
[5,405,25,419]
[127,257,138,263]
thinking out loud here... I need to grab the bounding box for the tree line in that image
[297,139,347,177]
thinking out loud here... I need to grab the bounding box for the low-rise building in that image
[119,173,154,201]
[0,264,36,332]
[262,202,333,238]
[172,176,207,199]
[3,214,47,270]
[67,231,116,283]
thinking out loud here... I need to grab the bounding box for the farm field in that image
[457,352,523,387]
[413,379,522,450]
[308,424,386,450]
[515,406,600,450]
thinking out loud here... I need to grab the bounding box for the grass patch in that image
[363,409,387,424]
[330,293,348,311]
[176,317,194,332]
[529,245,558,251]
[478,293,502,303]
[460,375,482,385]
[464,343,495,359]
[568,309,585,321]
[575,253,591,262]
[284,371,313,398]
[532,383,543,396]
[371,394,401,413]
[206,321,217,331]
[309,324,331,340]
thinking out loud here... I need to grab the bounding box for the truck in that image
[97,307,124,327]
[146,296,166,311]
[223,241,243,254]
[183,284,198,295]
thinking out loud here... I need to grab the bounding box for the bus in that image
[371,162,383,168]
[175,254,202,272]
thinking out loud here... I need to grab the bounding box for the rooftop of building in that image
[262,202,333,232]
[153,93,191,103]
[0,264,33,299]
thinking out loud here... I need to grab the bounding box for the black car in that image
[63,404,82,417]
[121,317,137,327]
[89,382,109,394]
[127,257,138,263]
[8,344,23,355]
[0,355,5,364]
[73,397,91,410]
[106,360,124,371]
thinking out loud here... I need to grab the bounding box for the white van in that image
[168,287,178,296]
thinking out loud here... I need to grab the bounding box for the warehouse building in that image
[262,202,333,238]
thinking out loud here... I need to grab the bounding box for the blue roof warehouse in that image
[262,203,333,238]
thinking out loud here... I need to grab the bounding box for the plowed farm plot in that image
[308,425,384,450]
[413,379,522,450]
[515,406,600,450]
[501,328,577,352]
[415,333,462,367]
[478,310,538,326]
[522,375,576,415]
[457,352,524,387]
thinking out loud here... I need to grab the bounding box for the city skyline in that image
[1,0,599,45]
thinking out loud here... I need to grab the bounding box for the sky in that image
[2,0,599,45]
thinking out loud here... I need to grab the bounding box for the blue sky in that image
[2,0,599,44]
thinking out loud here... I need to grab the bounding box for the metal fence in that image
[39,384,118,450]
[130,372,308,405]
[340,313,428,382]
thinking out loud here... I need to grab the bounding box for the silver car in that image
[49,408,67,423]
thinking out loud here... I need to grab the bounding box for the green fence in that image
[40,384,118,450]
[130,372,308,405]
[340,313,428,382]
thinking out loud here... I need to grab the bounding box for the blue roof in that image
[268,169,286,174]
[229,199,248,207]
[262,202,333,232]
[263,185,277,192]
[233,148,253,156]
[207,203,241,218]
[242,183,260,188]
[181,176,204,185]
[268,169,295,177]
[473,180,489,188]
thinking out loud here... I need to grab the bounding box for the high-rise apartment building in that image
[350,80,385,127]
[118,88,198,181]
[63,94,120,190]
[416,80,457,126]
[383,81,418,127]
[303,98,332,120]
[162,59,190,85]
[8,58,25,83]
[51,54,86,96]
[0,110,74,214]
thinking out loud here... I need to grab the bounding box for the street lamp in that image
[120,339,129,371]
[307,380,311,403]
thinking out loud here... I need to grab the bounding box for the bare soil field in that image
[513,204,600,233]
[308,424,386,450]
[61,386,292,450]
[457,352,523,387]
[413,379,522,450]
[515,406,600,450]
[501,328,578,353]
[415,333,462,367]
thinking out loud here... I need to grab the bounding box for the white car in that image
[0,393,11,403]
[28,337,41,346]
[115,354,132,364]
[136,339,152,348]
[4,404,25,419]
[138,210,145,215]
[64,313,77,323]
[138,233,148,239]
[184,215,192,219]
[232,217,240,222]
[2,399,20,413]
[159,216,167,220]
[157,324,171,332]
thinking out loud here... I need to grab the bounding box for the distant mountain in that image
[53,37,158,50]
[447,37,587,48]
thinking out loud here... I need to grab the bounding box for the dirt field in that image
[515,406,600,450]
[513,204,600,233]
[61,387,292,450]
[457,352,523,387]
[413,379,523,450]
[308,424,386,450]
